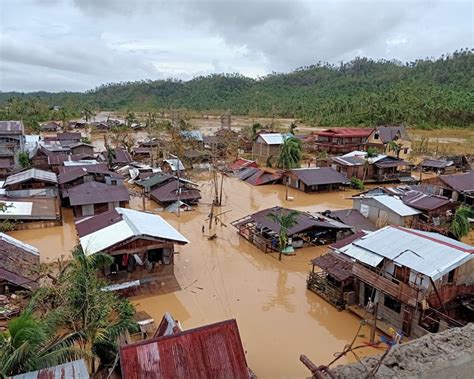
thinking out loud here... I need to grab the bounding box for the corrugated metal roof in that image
[258,133,286,145]
[421,159,453,169]
[78,207,189,255]
[12,359,89,379]
[337,243,384,267]
[439,171,474,192]
[67,181,130,206]
[370,195,421,216]
[402,191,452,211]
[4,169,57,186]
[163,158,185,171]
[0,232,39,256]
[0,120,24,134]
[375,125,410,143]
[120,319,249,379]
[352,226,473,280]
[317,128,373,138]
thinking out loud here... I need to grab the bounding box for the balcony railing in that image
[352,263,422,306]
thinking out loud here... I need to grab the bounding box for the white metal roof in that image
[79,207,189,256]
[352,226,473,280]
[4,168,57,186]
[0,201,33,216]
[258,133,285,145]
[164,158,185,171]
[370,195,421,216]
[63,160,99,166]
[336,244,383,267]
[0,232,39,256]
[341,150,386,164]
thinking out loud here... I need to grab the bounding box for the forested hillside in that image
[1,50,473,128]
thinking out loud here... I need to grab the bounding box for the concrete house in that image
[76,207,189,294]
[0,121,25,169]
[320,227,474,338]
[367,126,412,160]
[352,193,421,228]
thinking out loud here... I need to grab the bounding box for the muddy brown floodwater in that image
[10,177,381,378]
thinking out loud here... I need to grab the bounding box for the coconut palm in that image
[450,206,474,240]
[387,141,402,158]
[268,209,299,261]
[276,136,302,200]
[0,312,84,377]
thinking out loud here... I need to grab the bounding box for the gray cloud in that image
[1,0,472,91]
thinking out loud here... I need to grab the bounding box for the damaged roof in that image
[0,120,24,134]
[119,319,249,379]
[326,209,376,232]
[311,252,354,282]
[149,179,201,204]
[77,207,189,255]
[402,191,452,211]
[374,125,410,143]
[232,206,351,236]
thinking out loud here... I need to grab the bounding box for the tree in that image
[387,141,402,158]
[267,209,299,261]
[450,206,474,240]
[0,312,84,377]
[109,125,135,152]
[276,136,302,200]
[251,122,262,139]
[125,110,136,127]
[18,151,30,168]
[81,107,94,123]
[26,246,138,375]
[366,146,379,158]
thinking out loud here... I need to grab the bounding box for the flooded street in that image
[8,176,380,377]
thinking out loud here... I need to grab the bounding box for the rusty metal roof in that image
[421,159,453,169]
[402,190,452,211]
[149,179,201,204]
[12,359,89,379]
[120,319,249,379]
[67,181,129,206]
[56,132,81,141]
[311,252,354,282]
[439,171,474,192]
[317,128,373,138]
[0,120,24,134]
[58,164,122,184]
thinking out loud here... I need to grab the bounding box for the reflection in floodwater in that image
[9,175,380,377]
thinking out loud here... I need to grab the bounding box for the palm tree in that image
[0,312,84,377]
[276,136,302,200]
[268,209,299,261]
[387,141,402,158]
[82,107,94,123]
[450,206,474,240]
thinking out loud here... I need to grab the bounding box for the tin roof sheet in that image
[257,133,286,145]
[12,359,89,379]
[163,158,185,171]
[0,120,24,134]
[78,207,189,255]
[370,195,422,216]
[289,167,348,186]
[67,181,129,206]
[120,319,249,379]
[4,169,57,186]
[351,226,473,280]
[439,171,474,192]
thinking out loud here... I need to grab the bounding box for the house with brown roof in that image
[98,148,133,167]
[232,206,352,254]
[69,142,95,156]
[283,167,349,193]
[119,319,252,379]
[314,128,373,154]
[149,178,201,207]
[331,151,412,183]
[3,168,58,194]
[367,126,412,160]
[40,121,61,132]
[0,233,39,295]
[422,171,474,205]
[57,164,124,191]
[75,207,188,294]
[0,120,25,169]
[64,180,129,217]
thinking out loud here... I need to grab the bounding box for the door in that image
[402,306,413,336]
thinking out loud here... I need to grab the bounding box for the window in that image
[384,295,401,313]
[374,132,379,140]
[111,180,117,186]
[447,269,455,283]
[403,148,408,154]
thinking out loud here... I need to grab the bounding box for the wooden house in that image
[0,158,13,178]
[69,142,95,156]
[119,319,252,379]
[0,121,25,169]
[149,178,201,207]
[0,233,39,295]
[283,167,349,193]
[3,168,58,195]
[422,171,474,205]
[314,128,373,154]
[331,151,411,183]
[75,207,188,294]
[314,226,474,338]
[40,121,61,132]
[57,164,124,192]
[232,206,352,253]
[65,180,129,217]
[367,126,412,160]
[98,148,133,167]
[252,133,286,165]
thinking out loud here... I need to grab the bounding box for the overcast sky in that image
[0,0,472,92]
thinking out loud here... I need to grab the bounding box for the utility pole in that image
[370,302,379,343]
[169,153,181,217]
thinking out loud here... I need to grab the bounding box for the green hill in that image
[1,49,473,128]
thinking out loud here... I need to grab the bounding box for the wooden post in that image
[370,302,379,343]
[219,172,224,206]
[208,202,214,230]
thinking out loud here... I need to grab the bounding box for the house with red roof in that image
[314,128,374,154]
